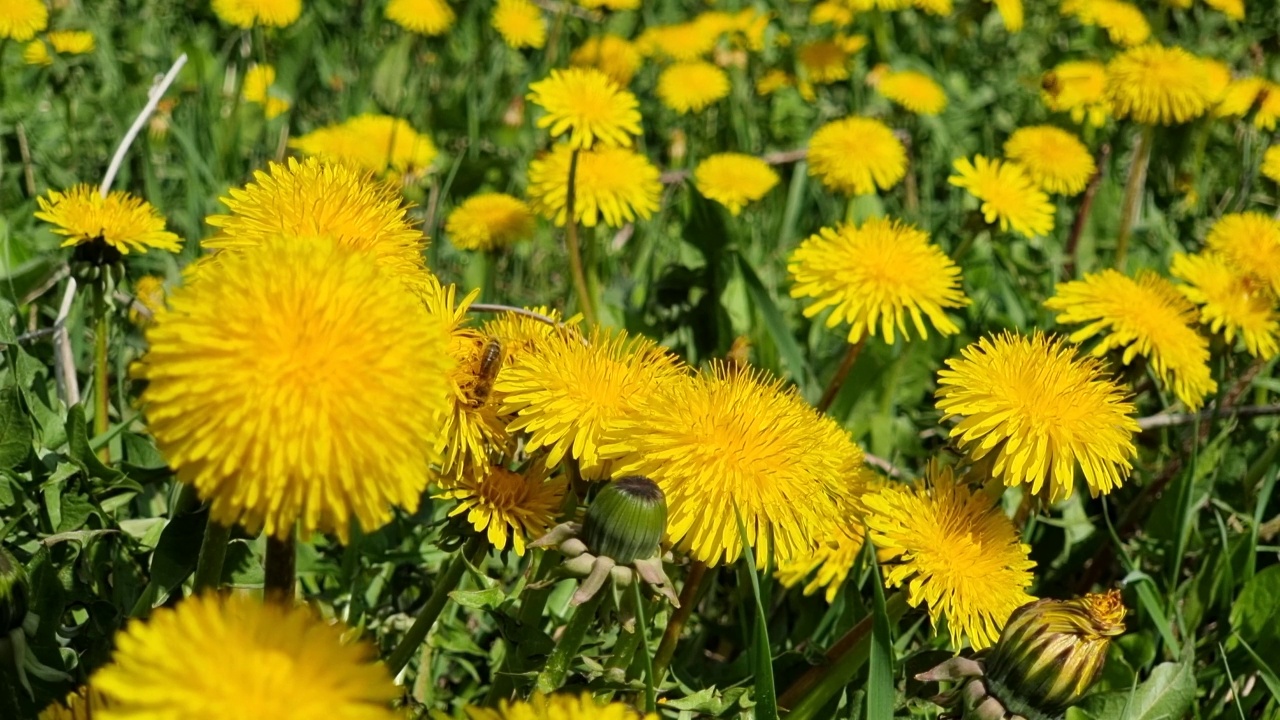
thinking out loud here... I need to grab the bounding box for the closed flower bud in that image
[0,548,28,634]
[581,476,666,564]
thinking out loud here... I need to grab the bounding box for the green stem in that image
[564,150,597,325]
[816,339,866,414]
[192,519,232,593]
[651,560,710,684]
[92,280,111,463]
[1114,124,1153,270]
[263,532,296,599]
[386,536,486,677]
[534,586,608,694]
[632,580,657,712]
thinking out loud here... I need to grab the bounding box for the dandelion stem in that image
[386,536,486,677]
[1114,125,1153,270]
[91,280,111,463]
[632,579,658,712]
[534,584,608,694]
[816,339,866,414]
[564,149,598,325]
[1064,143,1111,280]
[192,519,232,593]
[263,532,296,599]
[651,560,710,684]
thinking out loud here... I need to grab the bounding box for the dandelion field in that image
[2,0,1280,718]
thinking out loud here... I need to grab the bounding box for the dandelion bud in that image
[0,548,28,634]
[581,476,666,564]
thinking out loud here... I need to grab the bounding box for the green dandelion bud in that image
[581,476,667,564]
[0,548,28,634]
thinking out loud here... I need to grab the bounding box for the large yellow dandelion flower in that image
[445,192,535,252]
[603,364,868,567]
[871,66,948,115]
[864,462,1036,650]
[570,35,641,87]
[1,0,48,40]
[949,155,1055,237]
[936,332,1139,502]
[527,68,641,149]
[775,517,865,603]
[1205,212,1280,297]
[1042,60,1110,127]
[788,218,969,344]
[290,114,437,179]
[211,0,302,28]
[1171,252,1278,359]
[526,143,661,228]
[437,464,566,555]
[465,692,657,720]
[137,236,452,541]
[386,0,454,36]
[1046,270,1217,410]
[656,60,731,114]
[35,185,181,255]
[1106,44,1212,125]
[797,41,851,84]
[1262,145,1280,184]
[807,117,907,196]
[492,0,545,49]
[497,327,685,477]
[693,153,780,215]
[1063,0,1151,46]
[1003,125,1096,196]
[92,594,397,720]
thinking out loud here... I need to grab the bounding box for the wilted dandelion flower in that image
[789,218,969,344]
[693,153,780,215]
[36,185,180,255]
[492,0,545,49]
[1042,60,1110,127]
[807,117,907,196]
[1003,126,1096,196]
[1106,44,1212,125]
[386,0,454,35]
[528,68,641,148]
[437,464,566,555]
[864,462,1036,650]
[775,518,865,603]
[870,66,948,115]
[570,35,641,87]
[936,332,1139,502]
[527,143,661,228]
[1262,146,1280,184]
[1063,0,1151,46]
[1205,212,1280,296]
[1,0,47,40]
[290,114,437,179]
[1046,270,1217,410]
[137,236,452,541]
[92,594,397,720]
[949,155,1055,237]
[466,692,657,720]
[1171,252,1279,359]
[211,0,302,28]
[656,60,731,114]
[797,41,851,84]
[603,363,867,567]
[445,193,535,252]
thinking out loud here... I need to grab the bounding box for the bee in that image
[468,337,504,409]
[1040,72,1061,96]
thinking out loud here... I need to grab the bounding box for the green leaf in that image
[867,560,894,720]
[1230,564,1280,649]
[0,386,33,470]
[1075,660,1195,720]
[736,255,810,389]
[222,538,265,587]
[64,405,125,486]
[371,34,414,111]
[1236,636,1280,699]
[143,511,207,600]
[735,506,778,720]
[56,493,95,533]
[449,585,506,610]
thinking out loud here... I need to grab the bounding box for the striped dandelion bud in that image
[581,476,667,564]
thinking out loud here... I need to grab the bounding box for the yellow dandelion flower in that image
[39,688,108,720]
[527,68,641,149]
[936,332,1139,502]
[807,116,907,196]
[386,0,454,36]
[1259,89,1280,131]
[693,153,780,215]
[788,218,969,344]
[92,594,397,720]
[129,275,167,325]
[603,363,867,567]
[656,60,731,114]
[1042,60,1110,127]
[1262,145,1280,184]
[28,30,96,63]
[1203,0,1244,19]
[22,38,49,65]
[210,0,302,28]
[1216,77,1267,118]
[290,114,437,179]
[988,0,1024,31]
[137,236,452,541]
[204,157,426,290]
[570,35,641,87]
[577,0,640,9]
[437,464,566,555]
[1003,125,1096,196]
[445,192,535,251]
[1063,0,1151,46]
[949,155,1055,237]
[864,462,1036,650]
[492,0,545,49]
[775,519,865,603]
[634,22,718,62]
[811,1,855,26]
[241,63,290,117]
[728,7,770,51]
[465,692,657,720]
[1199,58,1233,103]
[871,66,948,115]
[526,143,661,228]
[35,185,180,255]
[1106,44,1212,125]
[756,69,793,96]
[1205,212,1280,297]
[1045,270,1217,410]
[797,41,851,84]
[0,0,47,40]
[482,306,576,369]
[1171,252,1279,359]
[915,0,954,14]
[497,327,685,477]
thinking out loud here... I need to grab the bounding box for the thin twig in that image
[100,53,188,198]
[863,453,907,479]
[660,147,808,184]
[1137,404,1280,431]
[53,279,80,406]
[466,303,562,327]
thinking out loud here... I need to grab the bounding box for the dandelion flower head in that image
[1042,60,1110,127]
[570,35,642,87]
[24,30,95,65]
[386,0,455,36]
[1003,125,1096,196]
[36,185,181,255]
[528,68,641,149]
[527,143,661,228]
[635,20,720,61]
[492,0,545,49]
[481,306,578,381]
[0,0,47,40]
[1205,211,1280,296]
[242,64,290,118]
[775,518,865,603]
[445,192,535,252]
[211,0,302,28]
[656,60,732,114]
[1262,145,1280,185]
[1106,44,1212,125]
[807,117,907,196]
[1171,252,1278,359]
[797,41,852,85]
[949,155,1055,237]
[437,464,566,555]
[869,65,948,115]
[465,692,657,720]
[1062,0,1151,47]
[693,153,780,215]
[290,114,438,179]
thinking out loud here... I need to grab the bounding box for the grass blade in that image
[867,559,895,720]
[735,506,778,720]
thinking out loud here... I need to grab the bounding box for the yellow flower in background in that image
[1106,44,1212,125]
[22,38,50,64]
[290,114,437,179]
[1063,0,1151,46]
[1205,212,1280,297]
[870,66,948,115]
[445,192,535,251]
[1202,0,1243,19]
[129,275,167,325]
[756,69,793,96]
[577,0,640,9]
[0,0,47,40]
[989,0,1024,31]
[528,67,641,148]
[241,64,291,118]
[1171,252,1279,359]
[1003,125,1096,195]
[465,692,657,720]
[39,687,108,720]
[693,153,780,215]
[789,218,969,344]
[807,116,907,195]
[603,363,869,567]
[915,0,954,14]
[137,236,452,541]
[211,0,302,28]
[1217,77,1280,130]
[657,60,731,114]
[775,518,865,603]
[811,0,855,26]
[24,30,96,64]
[864,462,1036,650]
[936,332,1139,502]
[92,594,397,720]
[1262,145,1280,184]
[527,143,661,227]
[386,0,454,36]
[497,327,685,477]
[492,0,545,49]
[437,464,566,555]
[1042,60,1110,127]
[570,35,641,86]
[797,41,851,84]
[1046,270,1217,410]
[36,185,181,255]
[949,155,1055,237]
